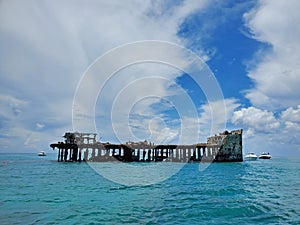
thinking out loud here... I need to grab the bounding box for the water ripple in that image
[0,154,299,224]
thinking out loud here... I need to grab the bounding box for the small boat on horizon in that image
[259,152,272,159]
[38,151,46,156]
[244,152,258,161]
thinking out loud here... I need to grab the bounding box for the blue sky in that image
[0,0,300,156]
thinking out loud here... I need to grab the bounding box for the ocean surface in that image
[0,153,299,225]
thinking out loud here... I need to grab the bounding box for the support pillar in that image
[58,149,61,162]
[60,148,64,162]
[187,148,191,161]
[78,149,82,162]
[137,149,140,161]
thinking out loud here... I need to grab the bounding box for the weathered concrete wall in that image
[214,132,243,162]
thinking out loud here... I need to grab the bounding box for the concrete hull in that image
[50,130,243,163]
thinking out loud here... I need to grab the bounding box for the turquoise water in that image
[0,153,299,224]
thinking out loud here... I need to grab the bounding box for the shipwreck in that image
[50,129,243,162]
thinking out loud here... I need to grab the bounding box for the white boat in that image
[259,152,271,159]
[244,152,258,161]
[38,151,46,156]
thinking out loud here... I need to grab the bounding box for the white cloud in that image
[199,98,240,135]
[101,63,201,144]
[281,105,300,122]
[237,0,300,155]
[281,105,300,132]
[148,117,179,144]
[0,0,212,152]
[2,0,298,156]
[243,0,300,109]
[232,106,280,132]
[232,106,300,154]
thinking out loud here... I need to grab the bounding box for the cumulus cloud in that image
[232,105,300,153]
[281,105,300,122]
[232,107,280,132]
[281,105,300,132]
[243,0,300,109]
[235,0,300,155]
